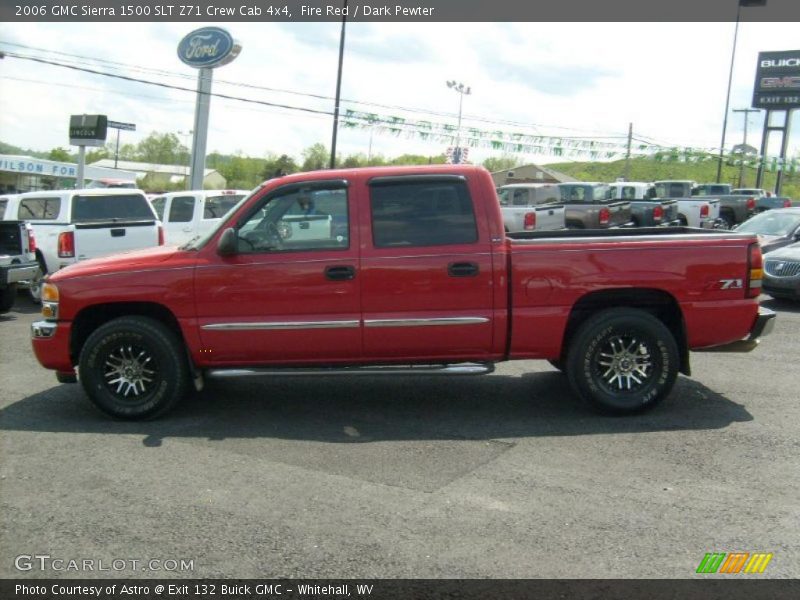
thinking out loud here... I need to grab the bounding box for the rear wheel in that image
[565,308,679,414]
[78,316,189,419]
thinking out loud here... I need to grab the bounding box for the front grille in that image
[764,259,800,278]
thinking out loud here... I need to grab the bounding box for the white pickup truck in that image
[8,189,163,297]
[497,183,566,232]
[652,180,722,228]
[148,190,249,246]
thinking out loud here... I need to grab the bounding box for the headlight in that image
[41,283,59,320]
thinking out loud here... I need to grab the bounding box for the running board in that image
[206,362,495,378]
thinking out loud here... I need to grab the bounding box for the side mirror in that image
[217,228,237,256]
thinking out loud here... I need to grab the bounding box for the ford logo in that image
[177,27,241,69]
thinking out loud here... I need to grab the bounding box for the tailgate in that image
[606,200,632,227]
[74,220,159,260]
[661,199,679,223]
[534,204,565,231]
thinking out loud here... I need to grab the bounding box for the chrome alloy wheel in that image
[103,345,156,398]
[595,335,653,392]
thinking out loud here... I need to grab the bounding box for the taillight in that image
[784,199,792,208]
[599,207,610,226]
[57,232,75,258]
[700,204,710,218]
[28,228,37,253]
[746,242,763,299]
[653,205,663,222]
[523,212,536,231]
[158,225,165,246]
[746,197,756,211]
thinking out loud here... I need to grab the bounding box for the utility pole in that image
[329,0,347,170]
[732,108,760,188]
[446,80,471,164]
[623,122,633,181]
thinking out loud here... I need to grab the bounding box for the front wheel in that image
[565,308,679,414]
[78,316,189,419]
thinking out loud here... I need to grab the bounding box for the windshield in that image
[180,185,262,250]
[737,212,800,237]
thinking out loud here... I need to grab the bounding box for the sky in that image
[0,20,798,167]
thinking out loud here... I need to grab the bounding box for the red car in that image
[31,165,774,419]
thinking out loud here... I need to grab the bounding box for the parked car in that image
[0,195,18,220]
[652,181,722,228]
[608,182,680,227]
[0,220,38,313]
[692,183,757,227]
[148,190,250,246]
[8,189,163,300]
[762,242,800,300]
[497,184,566,232]
[30,165,774,420]
[734,208,800,254]
[556,183,633,229]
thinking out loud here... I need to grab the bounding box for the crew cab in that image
[556,183,633,229]
[608,182,680,227]
[653,180,722,228]
[31,165,774,420]
[148,189,249,246]
[692,183,758,227]
[497,184,566,232]
[9,189,164,297]
[0,220,38,313]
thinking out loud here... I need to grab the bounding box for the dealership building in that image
[0,154,136,193]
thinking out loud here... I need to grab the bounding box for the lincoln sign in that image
[752,50,800,110]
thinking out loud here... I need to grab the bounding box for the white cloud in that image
[0,21,797,166]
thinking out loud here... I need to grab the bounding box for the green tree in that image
[135,132,187,164]
[301,143,329,171]
[261,154,299,179]
[482,155,521,173]
[48,147,72,162]
[390,154,446,166]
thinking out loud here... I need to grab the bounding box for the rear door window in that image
[150,196,166,220]
[370,179,478,248]
[203,194,244,219]
[71,194,154,222]
[167,196,196,223]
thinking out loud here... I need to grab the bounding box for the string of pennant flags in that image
[341,109,800,173]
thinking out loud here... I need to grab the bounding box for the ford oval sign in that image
[177,27,241,69]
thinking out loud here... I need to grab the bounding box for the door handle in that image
[448,262,479,277]
[325,265,356,281]
[182,227,193,232]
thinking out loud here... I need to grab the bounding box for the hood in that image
[764,242,800,261]
[50,245,183,281]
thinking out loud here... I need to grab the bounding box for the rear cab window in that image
[71,194,155,223]
[369,178,478,248]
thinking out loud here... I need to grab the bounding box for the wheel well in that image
[70,302,184,365]
[560,288,690,375]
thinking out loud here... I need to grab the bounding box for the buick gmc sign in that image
[177,27,241,69]
[752,50,800,109]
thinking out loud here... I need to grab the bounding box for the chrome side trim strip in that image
[207,363,495,378]
[202,320,360,331]
[363,317,489,328]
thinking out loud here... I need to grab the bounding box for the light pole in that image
[446,80,471,164]
[177,130,193,188]
[715,0,767,183]
[733,108,760,187]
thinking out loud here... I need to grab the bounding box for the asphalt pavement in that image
[1,294,798,579]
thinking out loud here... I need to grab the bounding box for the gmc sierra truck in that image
[692,183,758,227]
[31,165,774,420]
[556,183,633,229]
[0,220,38,313]
[608,182,680,227]
[497,183,566,232]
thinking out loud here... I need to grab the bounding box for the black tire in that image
[78,316,189,420]
[719,212,735,230]
[565,308,679,414]
[678,215,688,226]
[28,256,47,304]
[0,284,18,313]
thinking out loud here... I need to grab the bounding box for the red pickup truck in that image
[31,165,775,419]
